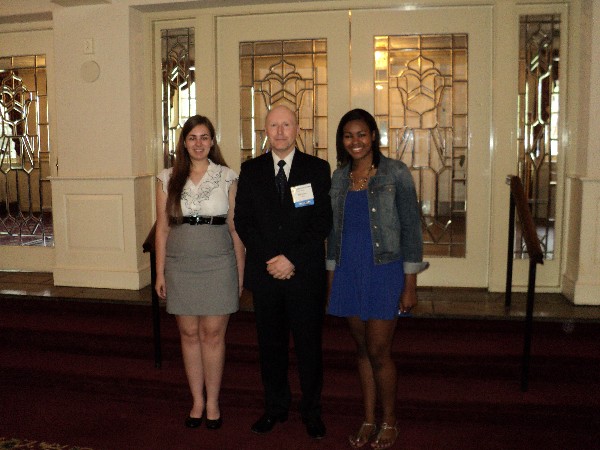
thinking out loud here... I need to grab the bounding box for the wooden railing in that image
[505,175,544,392]
[142,223,162,368]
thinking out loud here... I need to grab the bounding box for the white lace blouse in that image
[157,160,238,217]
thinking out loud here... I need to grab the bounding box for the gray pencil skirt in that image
[165,223,239,316]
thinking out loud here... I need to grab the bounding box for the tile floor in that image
[1,271,599,322]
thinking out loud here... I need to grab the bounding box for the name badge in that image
[290,183,315,208]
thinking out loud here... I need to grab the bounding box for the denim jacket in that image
[326,154,428,274]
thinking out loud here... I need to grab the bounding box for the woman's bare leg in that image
[347,316,377,447]
[365,318,399,449]
[176,315,205,418]
[198,314,230,421]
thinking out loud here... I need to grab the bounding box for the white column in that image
[562,0,600,305]
[50,4,153,289]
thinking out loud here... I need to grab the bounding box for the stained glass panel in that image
[239,38,328,161]
[515,15,560,260]
[375,34,468,257]
[0,55,51,246]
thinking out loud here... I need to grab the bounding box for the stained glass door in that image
[351,7,493,287]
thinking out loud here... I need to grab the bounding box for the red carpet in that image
[1,296,599,450]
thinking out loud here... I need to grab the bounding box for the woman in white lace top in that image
[155,115,245,431]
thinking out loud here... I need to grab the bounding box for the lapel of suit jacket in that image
[287,149,305,188]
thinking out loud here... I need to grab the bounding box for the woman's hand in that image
[399,273,418,314]
[155,274,167,300]
[326,270,334,306]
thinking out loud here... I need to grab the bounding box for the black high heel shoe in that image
[205,416,222,430]
[184,412,204,428]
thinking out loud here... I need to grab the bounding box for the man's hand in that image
[266,255,295,280]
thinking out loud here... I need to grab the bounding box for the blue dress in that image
[328,190,405,321]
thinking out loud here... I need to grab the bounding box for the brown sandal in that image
[371,422,399,449]
[349,422,378,448]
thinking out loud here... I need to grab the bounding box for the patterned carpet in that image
[0,437,92,450]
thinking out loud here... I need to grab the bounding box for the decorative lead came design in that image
[0,55,52,246]
[161,27,196,169]
[374,34,468,257]
[239,39,328,161]
[516,15,560,260]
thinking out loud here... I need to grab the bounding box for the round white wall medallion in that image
[81,60,101,83]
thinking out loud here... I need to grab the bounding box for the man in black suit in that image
[234,105,332,440]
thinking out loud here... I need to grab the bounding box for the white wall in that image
[0,0,598,301]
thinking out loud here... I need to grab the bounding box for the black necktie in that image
[275,160,287,203]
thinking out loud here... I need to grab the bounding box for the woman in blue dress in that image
[327,109,428,449]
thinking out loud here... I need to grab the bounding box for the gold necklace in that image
[349,164,374,191]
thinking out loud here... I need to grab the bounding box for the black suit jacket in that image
[234,150,333,292]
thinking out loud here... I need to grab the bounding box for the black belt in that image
[181,216,227,225]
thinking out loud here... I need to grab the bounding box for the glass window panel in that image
[0,55,52,246]
[420,170,436,210]
[290,54,316,79]
[27,102,39,133]
[298,105,314,130]
[35,71,47,96]
[421,35,453,49]
[453,180,466,210]
[253,55,279,80]
[315,85,327,116]
[239,38,327,160]
[375,84,388,117]
[452,81,467,115]
[241,118,254,150]
[423,50,452,74]
[405,111,422,130]
[314,53,328,84]
[314,117,327,148]
[388,35,419,50]
[421,109,437,129]
[438,169,453,211]
[11,56,36,68]
[240,57,253,86]
[240,42,253,57]
[388,50,419,76]
[413,130,430,167]
[516,14,560,260]
[240,89,253,124]
[452,157,466,181]
[160,27,195,168]
[453,115,468,148]
[314,39,327,53]
[39,124,49,152]
[255,41,282,56]
[388,110,404,130]
[283,39,313,54]
[453,50,468,80]
[374,36,388,50]
[453,35,467,48]
[437,91,452,128]
[374,33,468,258]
